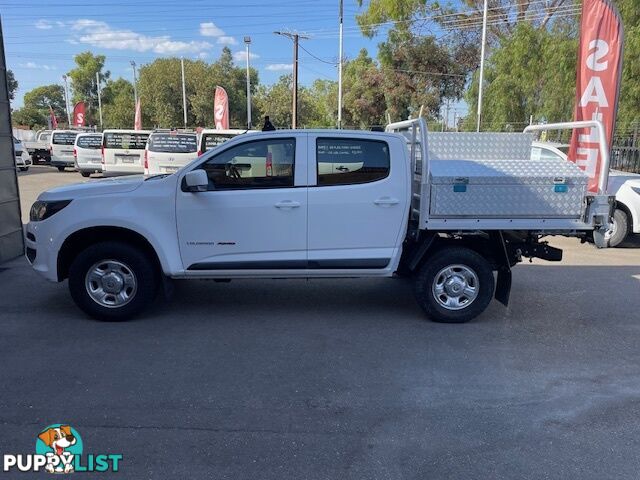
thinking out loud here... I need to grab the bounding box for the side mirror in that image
[184,170,209,192]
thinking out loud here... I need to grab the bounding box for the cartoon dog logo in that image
[37,425,77,473]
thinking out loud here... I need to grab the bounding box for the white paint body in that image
[74,133,103,174]
[101,129,151,176]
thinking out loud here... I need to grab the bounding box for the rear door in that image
[306,134,409,270]
[103,131,149,173]
[51,132,77,163]
[76,134,102,167]
[148,133,198,174]
[177,134,308,271]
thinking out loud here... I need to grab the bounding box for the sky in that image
[2,0,388,109]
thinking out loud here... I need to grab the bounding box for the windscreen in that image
[202,133,235,151]
[39,132,51,143]
[77,135,102,149]
[104,132,149,150]
[52,132,78,145]
[149,134,197,153]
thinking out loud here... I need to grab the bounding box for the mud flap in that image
[495,269,512,306]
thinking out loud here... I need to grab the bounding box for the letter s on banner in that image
[568,0,623,193]
[214,86,229,130]
[73,102,86,127]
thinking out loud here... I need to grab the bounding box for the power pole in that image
[337,0,344,129]
[476,0,488,132]
[274,31,309,129]
[130,60,138,106]
[181,57,187,128]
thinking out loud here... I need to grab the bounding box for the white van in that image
[198,129,251,155]
[74,133,103,177]
[49,130,79,171]
[145,130,198,175]
[101,129,151,176]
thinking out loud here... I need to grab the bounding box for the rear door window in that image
[149,134,197,153]
[104,132,149,150]
[316,138,390,186]
[77,135,102,149]
[202,133,235,151]
[52,132,78,145]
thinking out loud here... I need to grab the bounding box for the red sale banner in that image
[214,86,229,130]
[568,0,623,192]
[49,105,58,129]
[73,101,86,127]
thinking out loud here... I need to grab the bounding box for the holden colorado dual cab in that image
[25,119,614,323]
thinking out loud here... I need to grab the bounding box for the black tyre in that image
[57,166,66,172]
[68,241,159,321]
[80,171,91,177]
[608,208,629,247]
[414,247,495,323]
[19,167,29,172]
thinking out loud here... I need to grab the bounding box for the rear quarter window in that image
[77,135,102,149]
[149,134,197,153]
[52,132,78,145]
[104,132,149,150]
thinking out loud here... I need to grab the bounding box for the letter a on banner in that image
[568,0,623,192]
[214,86,229,130]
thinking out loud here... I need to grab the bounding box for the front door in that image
[306,134,408,269]
[176,135,307,271]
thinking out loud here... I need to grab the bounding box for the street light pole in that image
[337,0,343,129]
[181,57,187,128]
[96,71,103,129]
[244,36,252,130]
[274,31,309,129]
[62,74,71,126]
[130,60,138,106]
[476,0,488,132]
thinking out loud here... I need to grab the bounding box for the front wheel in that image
[19,167,29,171]
[80,171,91,178]
[57,166,66,172]
[68,242,159,321]
[414,247,495,323]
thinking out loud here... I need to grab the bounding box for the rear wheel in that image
[80,171,91,177]
[414,247,494,323]
[57,166,66,172]
[19,167,28,172]
[608,208,629,247]
[68,242,159,321]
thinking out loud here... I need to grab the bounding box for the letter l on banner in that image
[568,0,623,193]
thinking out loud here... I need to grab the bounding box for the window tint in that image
[149,133,197,153]
[104,132,149,150]
[202,133,236,151]
[52,132,78,145]
[200,138,295,190]
[77,135,102,149]
[39,132,51,143]
[316,138,390,186]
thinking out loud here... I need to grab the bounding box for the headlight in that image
[29,200,72,222]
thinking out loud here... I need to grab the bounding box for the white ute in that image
[25,119,614,322]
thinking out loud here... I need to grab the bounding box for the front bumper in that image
[25,221,59,282]
[51,159,75,167]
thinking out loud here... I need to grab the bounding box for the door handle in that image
[275,200,301,209]
[374,197,399,206]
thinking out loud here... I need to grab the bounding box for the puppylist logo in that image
[3,424,123,474]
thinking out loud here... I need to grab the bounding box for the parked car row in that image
[24,128,251,177]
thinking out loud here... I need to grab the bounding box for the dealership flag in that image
[568,0,623,192]
[73,101,86,127]
[134,99,142,130]
[214,86,229,130]
[49,105,58,129]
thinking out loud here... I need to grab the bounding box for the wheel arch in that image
[614,200,633,233]
[57,226,163,282]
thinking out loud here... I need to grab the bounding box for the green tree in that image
[67,51,110,124]
[12,106,46,129]
[102,78,135,129]
[341,49,386,128]
[7,69,18,101]
[21,84,67,125]
[615,0,640,133]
